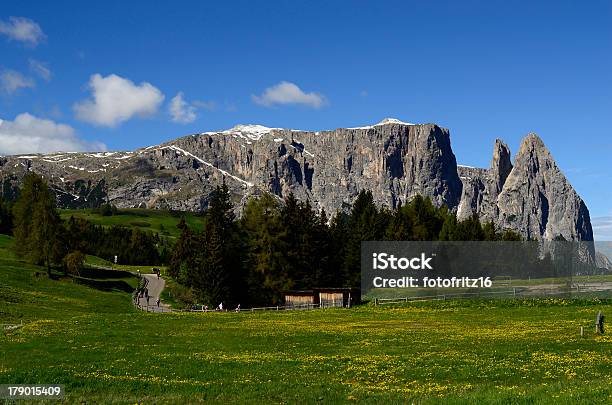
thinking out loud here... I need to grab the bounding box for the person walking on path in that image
[133,272,167,312]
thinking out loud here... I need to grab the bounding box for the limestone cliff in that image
[0,119,594,242]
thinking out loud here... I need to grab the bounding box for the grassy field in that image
[1,235,612,404]
[59,208,204,238]
[85,254,168,275]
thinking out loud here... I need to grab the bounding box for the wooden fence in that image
[372,284,603,306]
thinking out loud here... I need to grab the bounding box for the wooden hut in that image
[283,290,317,308]
[283,288,360,308]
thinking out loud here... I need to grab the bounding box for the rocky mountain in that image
[457,134,593,241]
[0,118,594,242]
[595,251,612,271]
[595,242,612,271]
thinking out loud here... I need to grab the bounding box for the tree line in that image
[0,174,523,302]
[170,185,522,307]
[0,174,166,276]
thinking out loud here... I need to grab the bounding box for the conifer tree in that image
[241,194,289,304]
[279,193,305,286]
[438,208,458,240]
[483,221,497,241]
[311,208,333,287]
[328,211,350,287]
[455,214,485,240]
[343,190,380,287]
[386,202,414,240]
[194,222,230,305]
[193,184,243,306]
[405,195,444,240]
[13,174,65,276]
[169,218,196,284]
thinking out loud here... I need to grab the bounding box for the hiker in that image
[204,305,208,312]
[235,304,241,312]
[217,302,223,311]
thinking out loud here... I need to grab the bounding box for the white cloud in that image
[0,69,35,94]
[0,17,46,47]
[169,92,197,123]
[73,73,165,127]
[252,81,326,108]
[192,99,217,111]
[0,113,106,155]
[29,58,51,81]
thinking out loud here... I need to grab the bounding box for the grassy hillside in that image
[0,235,138,323]
[59,208,204,238]
[1,234,611,403]
[84,254,168,275]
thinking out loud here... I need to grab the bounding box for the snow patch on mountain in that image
[348,117,415,130]
[203,124,282,141]
[161,145,253,187]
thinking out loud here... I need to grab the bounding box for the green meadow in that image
[59,208,204,239]
[1,234,611,404]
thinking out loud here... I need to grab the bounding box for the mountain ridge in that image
[0,119,594,242]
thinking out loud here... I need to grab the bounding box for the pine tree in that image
[169,218,196,284]
[499,229,522,241]
[438,209,458,240]
[194,222,230,305]
[311,208,333,287]
[205,183,235,237]
[455,214,485,240]
[192,184,243,306]
[328,212,349,287]
[240,194,290,304]
[405,195,444,240]
[343,190,380,287]
[386,202,414,240]
[279,193,305,287]
[483,221,497,241]
[13,174,65,276]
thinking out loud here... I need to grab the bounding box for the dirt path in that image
[136,273,171,312]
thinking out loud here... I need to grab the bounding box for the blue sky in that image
[1,1,611,237]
